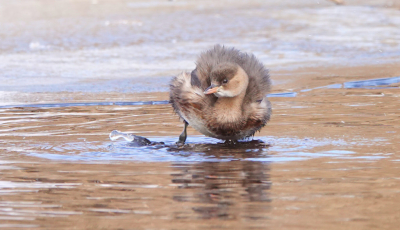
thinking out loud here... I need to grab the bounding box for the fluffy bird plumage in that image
[170,45,271,141]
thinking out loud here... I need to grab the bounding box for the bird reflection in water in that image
[170,140,271,221]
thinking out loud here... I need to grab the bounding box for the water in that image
[1,0,400,229]
[1,88,399,229]
[344,76,400,89]
[1,75,398,108]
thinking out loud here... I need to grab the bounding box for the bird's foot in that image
[176,140,185,146]
[176,134,186,146]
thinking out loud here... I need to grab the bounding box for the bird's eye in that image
[222,79,228,84]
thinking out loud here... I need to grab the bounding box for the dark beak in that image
[204,84,220,94]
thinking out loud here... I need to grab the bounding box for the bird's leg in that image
[177,121,188,145]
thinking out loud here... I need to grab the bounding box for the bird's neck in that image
[213,90,246,123]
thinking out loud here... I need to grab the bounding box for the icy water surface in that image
[1,81,400,229]
[1,0,400,229]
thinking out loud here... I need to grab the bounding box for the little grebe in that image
[170,45,271,143]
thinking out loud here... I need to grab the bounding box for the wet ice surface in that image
[1,75,398,108]
[1,0,400,229]
[302,75,400,92]
[1,95,400,230]
[1,84,400,228]
[1,1,400,94]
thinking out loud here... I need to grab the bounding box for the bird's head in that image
[204,63,249,98]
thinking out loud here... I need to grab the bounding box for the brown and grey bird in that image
[170,45,271,144]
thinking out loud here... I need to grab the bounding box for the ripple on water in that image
[21,134,387,163]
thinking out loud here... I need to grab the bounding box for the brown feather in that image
[170,45,272,141]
